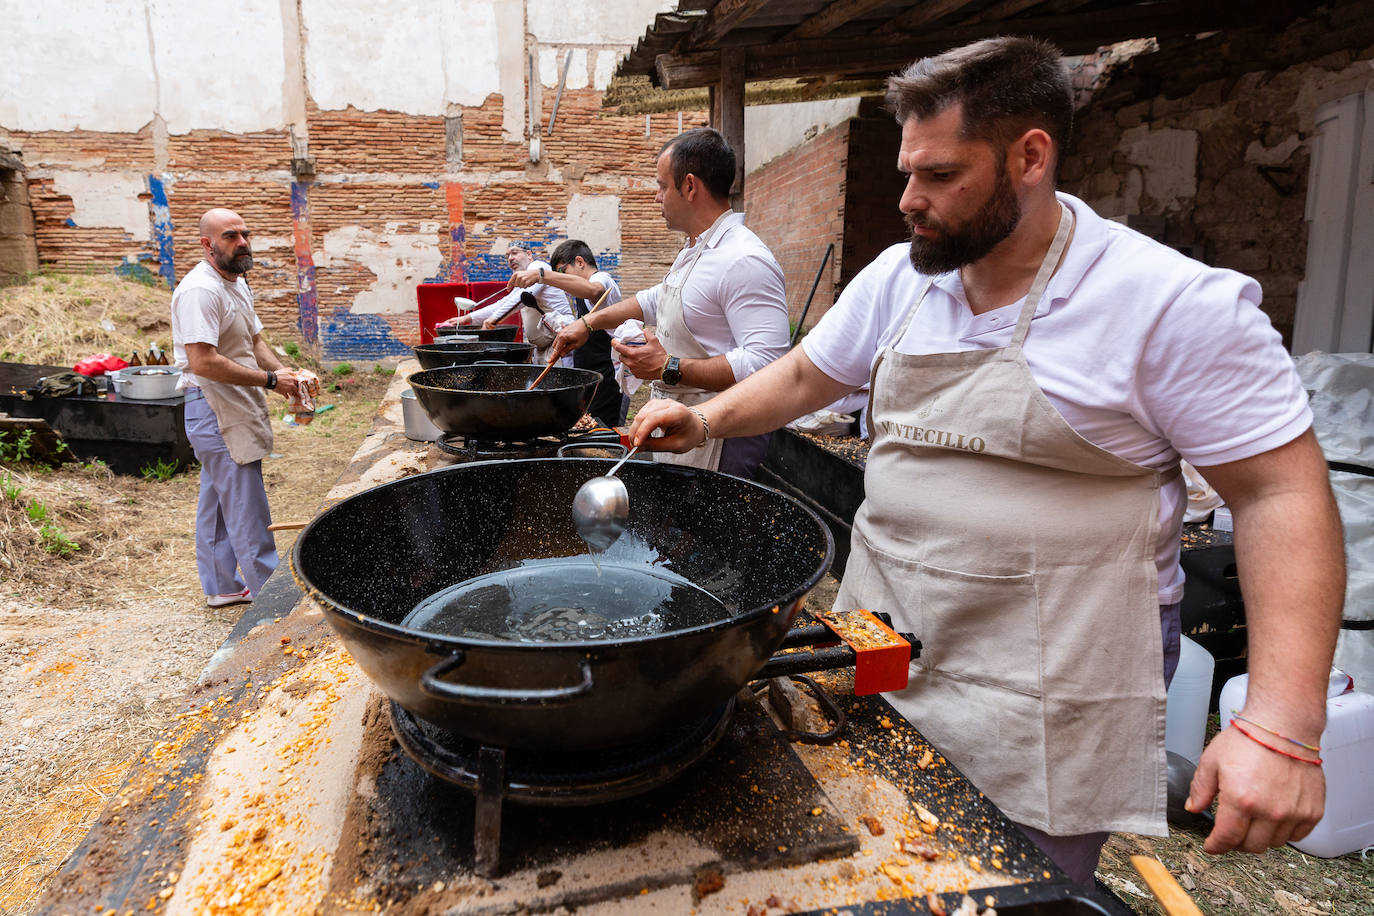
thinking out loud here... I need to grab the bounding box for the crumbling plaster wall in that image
[1060,1,1374,344]
[1,0,687,359]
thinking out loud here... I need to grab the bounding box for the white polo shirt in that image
[802,192,1312,604]
[588,270,622,310]
[171,260,263,391]
[638,211,789,381]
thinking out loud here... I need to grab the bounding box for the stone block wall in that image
[1060,1,1374,344]
[0,151,40,279]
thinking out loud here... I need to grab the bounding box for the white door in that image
[1293,90,1374,355]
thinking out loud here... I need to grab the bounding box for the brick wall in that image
[1061,1,1374,344]
[8,90,710,360]
[742,107,907,333]
[743,122,848,331]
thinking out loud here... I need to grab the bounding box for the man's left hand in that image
[612,327,668,380]
[509,268,540,289]
[1187,724,1326,854]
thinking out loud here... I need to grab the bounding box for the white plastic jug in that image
[1165,635,1215,765]
[1218,668,1374,857]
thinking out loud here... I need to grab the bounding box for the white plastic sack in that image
[1295,351,1374,689]
[1181,460,1224,522]
[787,409,855,437]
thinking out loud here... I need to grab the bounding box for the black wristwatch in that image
[264,370,277,390]
[661,355,682,386]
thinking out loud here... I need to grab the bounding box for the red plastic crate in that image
[416,280,520,344]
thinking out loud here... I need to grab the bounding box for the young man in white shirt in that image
[627,38,1343,884]
[549,128,790,476]
[436,243,574,365]
[510,239,625,425]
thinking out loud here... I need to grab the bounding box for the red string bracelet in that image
[1232,722,1323,766]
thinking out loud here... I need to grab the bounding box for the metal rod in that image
[791,242,834,346]
[547,51,573,135]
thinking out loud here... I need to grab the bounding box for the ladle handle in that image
[527,360,556,390]
[420,651,595,706]
[606,444,640,477]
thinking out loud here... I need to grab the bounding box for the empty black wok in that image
[412,340,534,371]
[291,458,833,750]
[408,364,601,440]
[434,324,519,342]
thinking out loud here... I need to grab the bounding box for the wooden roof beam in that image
[784,0,896,40]
[873,0,978,33]
[654,0,1273,88]
[690,0,778,48]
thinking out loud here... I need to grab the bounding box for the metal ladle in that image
[571,446,640,551]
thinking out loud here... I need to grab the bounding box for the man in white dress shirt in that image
[549,128,789,477]
[437,243,575,365]
[627,38,1343,884]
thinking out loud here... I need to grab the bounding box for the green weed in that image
[374,365,396,376]
[26,500,48,523]
[332,363,354,376]
[283,341,302,359]
[2,471,21,502]
[0,429,35,464]
[39,524,80,556]
[140,457,181,481]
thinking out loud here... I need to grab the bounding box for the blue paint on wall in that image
[64,217,77,228]
[421,181,440,189]
[321,313,414,361]
[146,175,176,287]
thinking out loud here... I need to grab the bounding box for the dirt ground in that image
[2,273,1372,915]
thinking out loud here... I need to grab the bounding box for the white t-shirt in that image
[170,260,264,391]
[801,192,1312,604]
[637,211,789,381]
[587,270,622,311]
[466,260,574,325]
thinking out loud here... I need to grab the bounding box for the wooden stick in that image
[586,285,612,313]
[268,521,309,531]
[527,360,557,390]
[1130,856,1203,916]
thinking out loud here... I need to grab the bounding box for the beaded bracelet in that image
[686,406,711,447]
[1230,710,1321,752]
[1232,722,1323,766]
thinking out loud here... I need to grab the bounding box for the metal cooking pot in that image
[408,364,601,440]
[434,324,519,343]
[412,340,533,372]
[400,388,443,441]
[291,458,834,750]
[110,365,182,400]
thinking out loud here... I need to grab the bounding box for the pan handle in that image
[419,651,595,706]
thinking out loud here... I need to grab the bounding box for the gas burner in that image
[435,426,623,461]
[390,699,735,876]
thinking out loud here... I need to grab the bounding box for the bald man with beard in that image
[171,208,307,608]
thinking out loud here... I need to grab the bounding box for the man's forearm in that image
[584,296,645,331]
[1200,430,1345,740]
[253,337,286,373]
[188,348,272,388]
[702,347,855,439]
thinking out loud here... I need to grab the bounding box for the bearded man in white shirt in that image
[627,38,1344,884]
[549,128,789,477]
[437,242,575,366]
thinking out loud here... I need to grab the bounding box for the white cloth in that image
[609,319,647,397]
[466,260,574,325]
[171,260,263,391]
[637,211,789,380]
[801,192,1312,604]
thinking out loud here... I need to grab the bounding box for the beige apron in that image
[836,205,1171,836]
[649,209,736,471]
[198,299,273,466]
